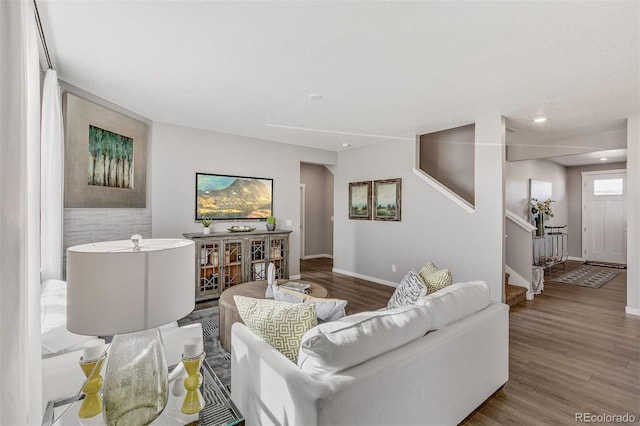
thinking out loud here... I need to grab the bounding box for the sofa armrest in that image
[231,322,337,426]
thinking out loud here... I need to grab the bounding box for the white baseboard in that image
[301,254,333,260]
[332,268,398,288]
[289,274,301,280]
[568,256,584,262]
[625,306,640,317]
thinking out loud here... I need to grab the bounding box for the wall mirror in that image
[529,179,552,201]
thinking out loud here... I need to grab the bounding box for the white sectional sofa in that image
[231,281,509,426]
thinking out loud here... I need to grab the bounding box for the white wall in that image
[627,116,639,316]
[333,115,505,301]
[150,122,337,276]
[505,158,568,226]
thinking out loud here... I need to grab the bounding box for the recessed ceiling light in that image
[309,94,323,100]
[599,157,608,161]
[533,117,547,123]
[341,143,351,148]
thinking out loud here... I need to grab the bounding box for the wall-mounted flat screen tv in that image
[195,172,273,221]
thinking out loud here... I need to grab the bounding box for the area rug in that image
[178,306,231,392]
[584,260,627,269]
[551,266,619,288]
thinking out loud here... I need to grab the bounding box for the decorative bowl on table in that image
[227,226,256,233]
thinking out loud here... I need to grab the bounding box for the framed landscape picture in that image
[348,181,372,220]
[373,178,402,221]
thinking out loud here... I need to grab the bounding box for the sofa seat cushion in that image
[41,279,95,355]
[418,261,453,294]
[273,286,347,321]
[386,269,427,309]
[416,281,491,330]
[234,295,317,363]
[297,304,433,379]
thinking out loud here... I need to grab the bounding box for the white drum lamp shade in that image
[66,238,195,335]
[66,238,195,425]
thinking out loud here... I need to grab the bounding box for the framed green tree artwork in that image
[64,93,147,207]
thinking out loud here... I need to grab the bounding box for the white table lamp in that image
[66,237,195,425]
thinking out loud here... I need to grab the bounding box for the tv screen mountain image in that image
[196,173,273,220]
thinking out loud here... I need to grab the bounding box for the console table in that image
[532,225,568,274]
[184,230,292,302]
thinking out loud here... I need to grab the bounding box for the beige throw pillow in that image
[419,261,453,294]
[234,295,317,362]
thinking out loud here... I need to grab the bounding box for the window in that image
[593,178,623,195]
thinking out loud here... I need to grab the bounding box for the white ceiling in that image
[547,148,628,167]
[38,1,639,154]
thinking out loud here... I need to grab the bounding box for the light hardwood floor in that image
[298,258,640,425]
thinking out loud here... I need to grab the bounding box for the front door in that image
[582,170,627,264]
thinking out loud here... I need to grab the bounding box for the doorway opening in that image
[299,163,334,261]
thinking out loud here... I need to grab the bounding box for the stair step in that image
[505,284,527,308]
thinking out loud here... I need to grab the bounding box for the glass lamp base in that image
[103,328,168,426]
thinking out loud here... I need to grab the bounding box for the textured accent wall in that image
[63,208,152,276]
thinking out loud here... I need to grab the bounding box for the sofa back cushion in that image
[234,295,317,363]
[415,281,491,330]
[297,304,433,379]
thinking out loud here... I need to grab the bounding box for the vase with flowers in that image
[530,198,555,237]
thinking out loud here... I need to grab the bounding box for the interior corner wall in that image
[419,124,475,205]
[565,161,626,259]
[300,163,334,257]
[626,116,639,315]
[333,115,505,301]
[150,122,337,277]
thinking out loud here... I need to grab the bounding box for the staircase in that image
[505,272,527,308]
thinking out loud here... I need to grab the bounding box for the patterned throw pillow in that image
[419,262,453,294]
[234,296,317,362]
[387,269,427,309]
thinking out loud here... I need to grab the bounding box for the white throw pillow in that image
[273,286,348,321]
[386,269,427,309]
[415,280,491,330]
[297,304,433,379]
[41,280,95,355]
